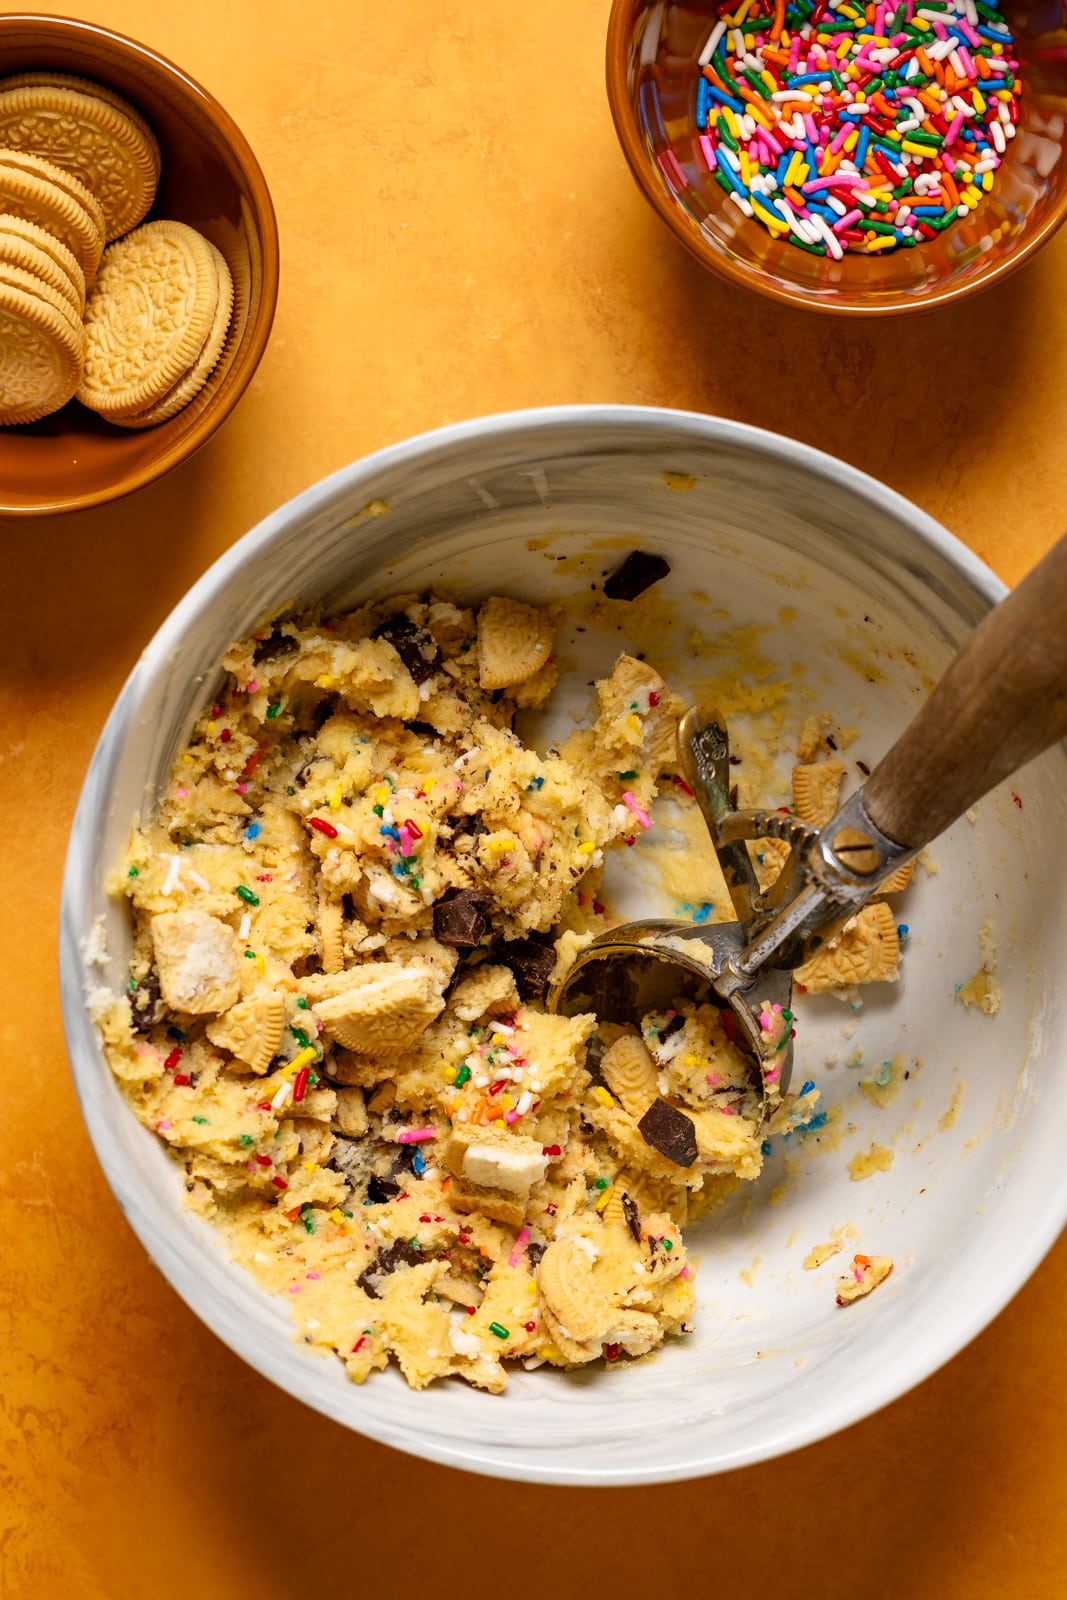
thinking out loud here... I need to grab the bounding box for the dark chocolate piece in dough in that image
[252,629,298,663]
[357,1237,425,1299]
[637,1098,698,1168]
[371,614,440,684]
[495,937,557,1001]
[433,888,495,947]
[622,1192,643,1244]
[451,812,489,842]
[129,971,163,1033]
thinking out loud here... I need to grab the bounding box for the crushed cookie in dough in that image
[835,1254,893,1306]
[94,593,906,1392]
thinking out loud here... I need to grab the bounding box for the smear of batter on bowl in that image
[956,918,1002,1015]
[939,1081,965,1132]
[803,1220,859,1271]
[847,1143,894,1181]
[859,1054,909,1108]
[92,584,908,1393]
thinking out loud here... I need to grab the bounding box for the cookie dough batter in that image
[93,590,895,1391]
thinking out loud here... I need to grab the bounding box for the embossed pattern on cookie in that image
[76,219,220,417]
[0,79,160,240]
[0,259,81,335]
[476,596,555,690]
[0,148,105,281]
[0,281,82,425]
[0,217,85,313]
[111,242,235,428]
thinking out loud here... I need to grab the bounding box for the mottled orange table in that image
[3,4,1067,1596]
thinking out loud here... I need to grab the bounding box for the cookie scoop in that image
[553,528,1067,1117]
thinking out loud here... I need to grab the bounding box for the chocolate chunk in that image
[659,1013,685,1039]
[252,630,298,664]
[371,614,440,684]
[527,1240,547,1268]
[622,1192,642,1244]
[366,1173,399,1204]
[433,888,495,948]
[637,1098,698,1168]
[129,971,163,1033]
[357,1237,425,1298]
[295,753,330,787]
[495,937,557,1001]
[603,550,671,602]
[451,812,488,842]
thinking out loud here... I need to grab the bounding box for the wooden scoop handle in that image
[864,531,1067,850]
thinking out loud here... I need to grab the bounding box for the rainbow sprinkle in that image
[694,0,1019,254]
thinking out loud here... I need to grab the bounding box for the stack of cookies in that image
[0,72,234,428]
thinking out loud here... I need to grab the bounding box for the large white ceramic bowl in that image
[60,406,1067,1484]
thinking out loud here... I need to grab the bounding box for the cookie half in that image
[0,215,85,313]
[0,77,160,240]
[112,242,235,428]
[76,219,221,419]
[0,280,83,424]
[0,147,105,281]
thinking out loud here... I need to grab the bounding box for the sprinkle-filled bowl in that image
[0,13,279,514]
[61,406,1067,1483]
[606,0,1067,314]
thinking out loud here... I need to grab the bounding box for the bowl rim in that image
[61,403,1067,1485]
[0,12,280,515]
[604,0,1067,318]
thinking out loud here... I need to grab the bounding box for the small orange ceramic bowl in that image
[606,0,1067,316]
[0,13,279,515]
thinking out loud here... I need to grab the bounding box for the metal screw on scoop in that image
[551,527,1067,1119]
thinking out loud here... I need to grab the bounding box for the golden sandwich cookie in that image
[0,147,105,281]
[0,259,83,337]
[0,74,160,240]
[0,213,86,314]
[111,241,235,428]
[77,219,226,419]
[0,279,83,425]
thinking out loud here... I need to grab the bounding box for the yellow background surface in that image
[3,4,1067,1596]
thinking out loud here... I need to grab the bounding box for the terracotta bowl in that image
[606,0,1067,315]
[0,13,279,514]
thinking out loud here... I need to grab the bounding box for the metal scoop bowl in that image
[552,528,1067,1120]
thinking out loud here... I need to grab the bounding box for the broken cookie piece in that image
[206,988,285,1074]
[442,1123,548,1227]
[311,963,445,1053]
[476,596,554,690]
[149,909,242,1014]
